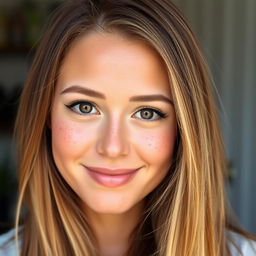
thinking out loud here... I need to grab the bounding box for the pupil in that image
[142,109,152,119]
[80,103,91,113]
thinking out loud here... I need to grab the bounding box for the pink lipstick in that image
[84,166,140,188]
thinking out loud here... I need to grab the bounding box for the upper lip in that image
[84,166,141,175]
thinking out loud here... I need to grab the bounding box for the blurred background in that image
[0,0,255,235]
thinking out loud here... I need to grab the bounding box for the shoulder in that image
[0,227,22,256]
[228,230,256,256]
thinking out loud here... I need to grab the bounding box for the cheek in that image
[51,116,94,159]
[52,121,81,150]
[135,125,177,164]
[146,133,173,151]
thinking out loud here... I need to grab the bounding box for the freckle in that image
[146,136,154,147]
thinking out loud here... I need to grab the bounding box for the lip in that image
[84,166,141,188]
[85,166,141,175]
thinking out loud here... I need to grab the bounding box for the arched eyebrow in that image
[61,85,173,106]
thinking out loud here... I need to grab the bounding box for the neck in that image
[84,201,144,256]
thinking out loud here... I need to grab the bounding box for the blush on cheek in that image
[146,134,173,152]
[51,119,90,150]
[53,123,75,145]
[140,127,177,163]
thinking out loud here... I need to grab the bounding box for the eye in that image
[133,107,168,121]
[65,101,99,115]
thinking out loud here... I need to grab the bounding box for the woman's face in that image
[51,32,177,214]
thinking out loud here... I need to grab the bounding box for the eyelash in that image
[65,100,168,121]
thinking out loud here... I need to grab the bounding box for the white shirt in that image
[0,228,255,255]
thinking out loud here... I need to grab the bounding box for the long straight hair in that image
[13,0,255,255]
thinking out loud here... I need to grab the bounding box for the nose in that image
[96,116,129,158]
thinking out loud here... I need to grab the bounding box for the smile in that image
[84,166,141,188]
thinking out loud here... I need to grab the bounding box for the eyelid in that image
[136,105,165,114]
[66,99,99,108]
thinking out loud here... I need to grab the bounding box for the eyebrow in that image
[61,85,173,106]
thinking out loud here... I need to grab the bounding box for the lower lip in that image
[85,168,139,188]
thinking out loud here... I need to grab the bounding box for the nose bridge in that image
[96,112,129,157]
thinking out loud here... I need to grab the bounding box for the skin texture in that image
[50,32,177,256]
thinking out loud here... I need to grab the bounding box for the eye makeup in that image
[65,101,100,115]
[65,100,168,121]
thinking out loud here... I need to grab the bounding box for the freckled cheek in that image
[135,126,177,163]
[51,118,94,155]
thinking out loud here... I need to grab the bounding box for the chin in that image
[82,193,139,215]
[92,207,129,215]
[87,200,134,214]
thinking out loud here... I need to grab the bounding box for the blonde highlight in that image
[11,0,255,255]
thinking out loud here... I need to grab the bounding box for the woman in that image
[0,0,255,255]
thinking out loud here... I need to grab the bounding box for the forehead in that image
[57,32,172,97]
